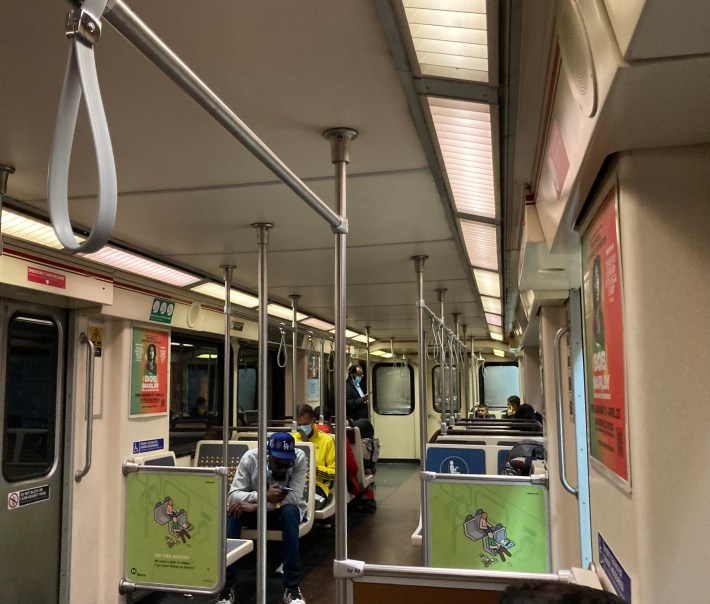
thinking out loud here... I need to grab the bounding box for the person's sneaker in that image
[217,586,235,604]
[275,562,284,575]
[282,587,306,604]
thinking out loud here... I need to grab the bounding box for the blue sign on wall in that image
[133,438,165,454]
[599,533,631,602]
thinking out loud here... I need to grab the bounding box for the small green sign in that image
[150,297,175,324]
[428,480,549,574]
[124,470,224,591]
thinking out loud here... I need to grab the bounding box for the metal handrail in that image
[554,324,577,496]
[75,332,95,482]
[104,1,346,234]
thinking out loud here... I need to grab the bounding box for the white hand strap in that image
[48,0,116,254]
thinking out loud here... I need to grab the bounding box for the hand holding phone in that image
[280,486,293,494]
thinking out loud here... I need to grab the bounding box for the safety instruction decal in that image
[7,485,50,510]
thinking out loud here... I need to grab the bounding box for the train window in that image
[372,363,414,415]
[236,345,286,421]
[431,365,461,414]
[169,334,227,420]
[479,362,520,410]
[2,313,59,482]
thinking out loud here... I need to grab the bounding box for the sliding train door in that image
[0,300,66,602]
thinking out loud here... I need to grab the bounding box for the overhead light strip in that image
[460,219,498,270]
[2,209,200,287]
[402,0,489,84]
[428,98,496,220]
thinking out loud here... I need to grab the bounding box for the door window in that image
[2,314,60,482]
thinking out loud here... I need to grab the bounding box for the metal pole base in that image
[323,128,358,164]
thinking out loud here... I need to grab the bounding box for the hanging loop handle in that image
[48,1,116,254]
[276,324,287,368]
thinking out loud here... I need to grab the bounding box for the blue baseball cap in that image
[267,432,296,461]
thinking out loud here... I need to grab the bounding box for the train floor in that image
[136,461,422,604]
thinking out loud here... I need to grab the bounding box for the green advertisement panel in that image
[428,480,549,574]
[124,469,224,592]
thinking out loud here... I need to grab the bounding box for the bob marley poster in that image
[582,186,630,486]
[130,326,169,417]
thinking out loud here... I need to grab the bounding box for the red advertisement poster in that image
[582,186,629,485]
[130,327,169,417]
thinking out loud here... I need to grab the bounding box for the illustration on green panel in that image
[429,481,549,573]
[154,496,195,548]
[463,509,515,567]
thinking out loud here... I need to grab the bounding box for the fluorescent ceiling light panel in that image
[481,296,502,314]
[491,333,504,341]
[402,0,489,83]
[474,268,501,298]
[268,304,307,322]
[191,283,259,308]
[485,313,502,326]
[370,350,390,357]
[82,246,200,287]
[492,348,505,357]
[1,210,64,249]
[428,98,496,220]
[301,317,335,331]
[352,334,376,344]
[460,220,498,270]
[489,325,503,335]
[329,328,360,339]
[2,210,200,287]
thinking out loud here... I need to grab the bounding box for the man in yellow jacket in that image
[292,403,335,509]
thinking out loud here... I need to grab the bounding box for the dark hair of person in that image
[498,581,625,604]
[514,403,536,421]
[507,395,521,407]
[348,364,362,377]
[296,403,316,419]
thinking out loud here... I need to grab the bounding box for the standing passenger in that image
[346,364,369,421]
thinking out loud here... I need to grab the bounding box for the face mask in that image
[298,423,313,438]
[354,375,362,385]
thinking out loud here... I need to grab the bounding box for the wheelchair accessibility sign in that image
[133,438,165,454]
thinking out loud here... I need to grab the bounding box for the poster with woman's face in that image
[130,327,169,417]
[581,186,629,487]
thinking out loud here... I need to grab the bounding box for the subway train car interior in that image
[0,1,708,603]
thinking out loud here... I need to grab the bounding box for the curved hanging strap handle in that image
[48,1,116,254]
[276,324,287,368]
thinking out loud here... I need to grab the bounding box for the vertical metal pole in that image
[319,337,325,421]
[462,324,469,418]
[221,265,234,468]
[365,326,371,408]
[253,222,272,604]
[290,294,301,419]
[436,288,447,432]
[412,255,428,564]
[0,165,16,255]
[452,313,460,420]
[324,126,357,604]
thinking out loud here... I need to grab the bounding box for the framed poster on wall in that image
[581,184,630,490]
[130,326,169,417]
